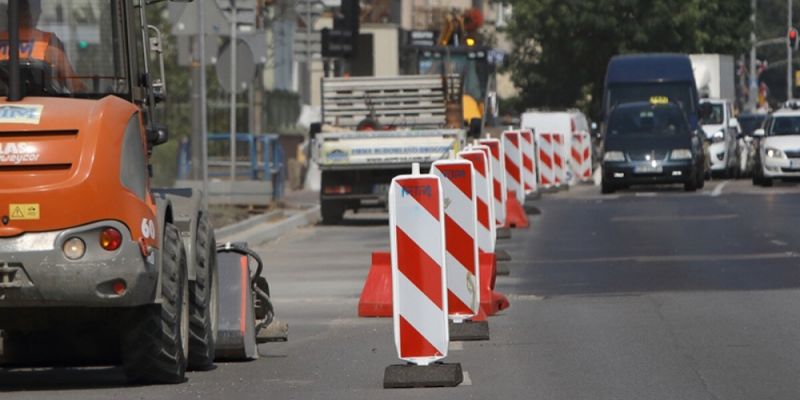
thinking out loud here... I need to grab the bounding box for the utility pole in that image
[230,0,238,180]
[749,0,757,112]
[788,0,794,100]
[199,1,210,209]
[303,0,312,103]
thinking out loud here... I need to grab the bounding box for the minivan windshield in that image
[608,103,690,136]
[0,0,129,98]
[607,83,696,117]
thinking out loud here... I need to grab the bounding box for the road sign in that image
[296,0,324,29]
[170,1,230,37]
[216,39,256,94]
[294,30,322,62]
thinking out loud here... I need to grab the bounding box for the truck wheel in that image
[321,200,345,225]
[122,223,189,384]
[188,213,218,370]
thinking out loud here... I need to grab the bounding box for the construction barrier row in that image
[536,130,594,188]
[358,127,556,388]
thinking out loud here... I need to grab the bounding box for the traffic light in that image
[790,28,798,50]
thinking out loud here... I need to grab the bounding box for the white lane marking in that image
[635,192,658,197]
[522,251,800,265]
[711,181,729,197]
[771,240,788,246]
[460,371,472,386]
[611,214,738,222]
[506,294,546,301]
[449,341,464,351]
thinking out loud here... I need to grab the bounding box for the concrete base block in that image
[495,262,510,276]
[384,363,463,389]
[495,249,512,262]
[524,204,542,215]
[449,320,490,341]
[497,227,512,240]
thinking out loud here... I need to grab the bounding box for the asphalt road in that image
[3,179,800,399]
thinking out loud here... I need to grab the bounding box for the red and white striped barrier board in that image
[459,148,496,253]
[571,131,593,182]
[537,133,555,188]
[552,133,566,186]
[520,129,538,194]
[431,160,480,321]
[478,138,507,226]
[389,167,449,365]
[502,130,525,203]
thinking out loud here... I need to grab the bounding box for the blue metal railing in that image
[177,133,286,200]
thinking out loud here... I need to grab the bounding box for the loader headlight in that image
[63,237,86,260]
[711,130,725,143]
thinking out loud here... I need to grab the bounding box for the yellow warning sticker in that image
[9,204,39,220]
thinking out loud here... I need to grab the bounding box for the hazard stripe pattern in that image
[432,160,480,318]
[478,138,506,226]
[503,130,524,202]
[390,175,448,364]
[459,150,495,253]
[520,129,538,193]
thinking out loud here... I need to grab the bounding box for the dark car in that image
[602,101,706,193]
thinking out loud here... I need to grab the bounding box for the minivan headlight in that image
[603,151,625,162]
[670,149,692,160]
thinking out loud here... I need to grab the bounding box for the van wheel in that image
[122,223,189,384]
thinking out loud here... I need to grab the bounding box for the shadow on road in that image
[0,366,134,392]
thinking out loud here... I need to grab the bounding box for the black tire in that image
[122,223,189,384]
[187,214,218,370]
[684,175,697,192]
[601,180,616,194]
[697,167,705,189]
[321,200,345,225]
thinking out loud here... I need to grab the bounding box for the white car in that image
[700,99,740,178]
[753,104,800,186]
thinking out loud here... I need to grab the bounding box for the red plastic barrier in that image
[358,251,392,317]
[505,191,529,229]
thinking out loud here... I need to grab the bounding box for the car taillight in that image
[100,228,122,251]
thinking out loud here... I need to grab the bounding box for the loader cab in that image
[0,0,168,145]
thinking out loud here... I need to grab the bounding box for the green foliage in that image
[506,0,752,119]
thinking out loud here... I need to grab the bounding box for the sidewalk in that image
[215,190,321,245]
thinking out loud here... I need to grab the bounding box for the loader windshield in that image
[0,0,129,99]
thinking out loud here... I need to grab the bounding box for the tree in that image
[505,0,752,119]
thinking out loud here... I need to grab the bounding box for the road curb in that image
[216,206,321,245]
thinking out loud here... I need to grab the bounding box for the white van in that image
[521,110,593,184]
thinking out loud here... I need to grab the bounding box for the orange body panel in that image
[0,96,158,248]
